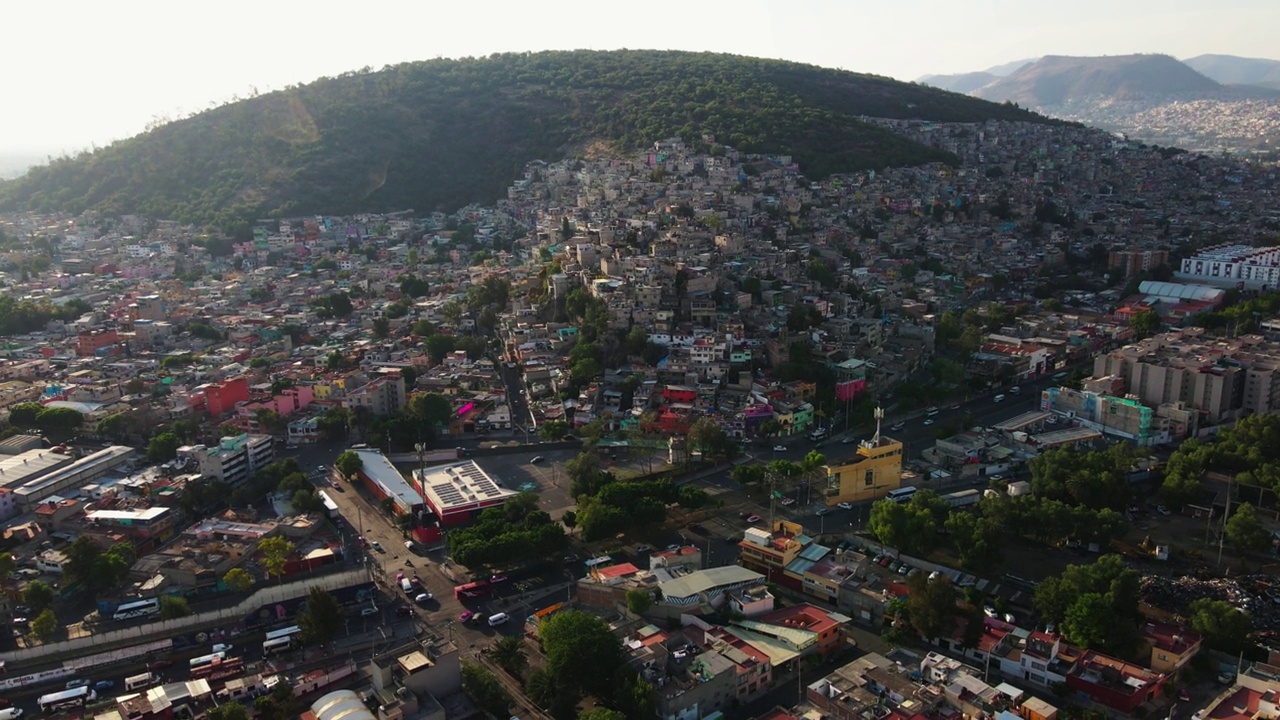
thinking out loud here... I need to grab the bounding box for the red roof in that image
[596,562,640,579]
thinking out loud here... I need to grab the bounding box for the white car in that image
[923,419,934,426]
[773,445,786,452]
[837,501,853,510]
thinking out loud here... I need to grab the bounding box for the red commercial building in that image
[205,377,249,418]
[76,329,119,356]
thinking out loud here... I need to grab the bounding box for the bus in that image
[454,580,491,600]
[943,489,981,508]
[318,490,339,519]
[886,487,918,503]
[38,686,96,713]
[192,656,244,681]
[264,625,302,642]
[190,651,228,671]
[113,597,161,621]
[262,637,297,656]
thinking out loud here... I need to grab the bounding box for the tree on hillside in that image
[539,609,626,700]
[299,587,344,646]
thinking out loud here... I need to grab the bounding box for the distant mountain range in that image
[918,53,1280,154]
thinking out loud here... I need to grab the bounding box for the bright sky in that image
[4,0,1278,155]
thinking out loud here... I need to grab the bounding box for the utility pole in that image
[1217,474,1233,570]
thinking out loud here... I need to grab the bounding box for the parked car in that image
[773,445,786,453]
[370,541,383,552]
[458,611,476,624]
[395,606,413,617]
[531,456,545,464]
[635,545,652,554]
[923,419,934,426]
[93,681,115,692]
[780,498,796,506]
[415,593,433,605]
[815,508,829,516]
[983,606,997,618]
[837,501,853,510]
[745,514,761,523]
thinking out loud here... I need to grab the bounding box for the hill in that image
[1183,54,1280,90]
[974,54,1222,106]
[0,50,1050,230]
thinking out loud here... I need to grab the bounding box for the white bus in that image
[318,490,339,519]
[262,637,297,655]
[264,625,302,642]
[113,597,161,621]
[38,686,96,713]
[886,487,918,503]
[125,672,156,691]
[190,651,227,670]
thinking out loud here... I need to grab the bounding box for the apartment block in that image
[1177,243,1280,290]
[179,433,275,487]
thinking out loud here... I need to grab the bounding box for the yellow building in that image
[822,434,904,505]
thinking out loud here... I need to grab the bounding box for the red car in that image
[458,611,476,624]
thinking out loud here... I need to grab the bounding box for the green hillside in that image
[0,50,1050,230]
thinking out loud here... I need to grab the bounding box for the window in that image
[1158,653,1168,662]
[864,469,874,486]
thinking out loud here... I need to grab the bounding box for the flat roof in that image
[88,507,170,522]
[414,460,516,515]
[0,448,75,489]
[993,412,1051,432]
[1033,427,1103,446]
[15,446,133,497]
[658,565,763,602]
[352,448,422,511]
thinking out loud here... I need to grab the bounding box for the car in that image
[897,563,910,575]
[687,523,707,534]
[635,545,653,554]
[330,479,342,490]
[360,606,378,617]
[815,508,829,516]
[489,574,508,584]
[1217,671,1235,685]
[404,540,415,551]
[890,423,905,431]
[773,445,786,452]
[983,606,997,618]
[949,404,960,410]
[842,436,854,444]
[317,464,327,471]
[872,553,884,565]
[13,605,30,615]
[370,541,384,552]
[1156,505,1171,516]
[923,419,934,426]
[886,561,899,572]
[1178,689,1191,701]
[1003,613,1016,624]
[66,679,90,689]
[837,501,853,510]
[926,406,939,414]
[93,680,115,692]
[993,394,1006,403]
[415,593,433,604]
[878,556,891,567]
[746,514,761,523]
[11,617,27,626]
[395,606,413,617]
[458,611,475,624]
[780,498,796,506]
[1009,386,1022,394]
[531,456,545,464]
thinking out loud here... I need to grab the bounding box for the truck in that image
[808,427,828,442]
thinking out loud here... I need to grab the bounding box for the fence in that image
[1,567,371,669]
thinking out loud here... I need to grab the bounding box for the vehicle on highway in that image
[926,406,939,415]
[994,394,1006,402]
[837,501,853,510]
[923,419,934,426]
[1009,386,1021,394]
[531,456,545,463]
[780,498,795,506]
[487,612,509,626]
[815,508,829,516]
[370,540,384,552]
[93,680,115,692]
[745,514,761,523]
[773,445,786,452]
[38,686,95,713]
[890,423,905,431]
[842,436,854,444]
[125,673,156,691]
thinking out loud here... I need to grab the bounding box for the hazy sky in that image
[4,0,1278,156]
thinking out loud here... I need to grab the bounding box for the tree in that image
[540,609,626,699]
[626,589,653,615]
[1033,555,1140,653]
[579,710,627,720]
[223,567,254,592]
[566,450,606,497]
[1225,503,1271,554]
[259,536,295,582]
[0,552,14,579]
[335,450,363,481]
[410,392,454,429]
[1130,309,1161,339]
[24,579,54,613]
[299,587,345,645]
[254,681,298,720]
[906,573,957,641]
[489,635,528,678]
[539,419,571,441]
[8,401,42,427]
[160,595,193,619]
[147,432,182,462]
[1189,598,1254,655]
[462,662,512,719]
[31,608,59,642]
[207,703,249,720]
[372,317,391,338]
[1062,592,1113,650]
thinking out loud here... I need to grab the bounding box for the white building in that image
[179,434,275,487]
[1177,244,1280,289]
